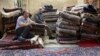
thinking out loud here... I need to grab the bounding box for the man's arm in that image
[28,18,36,24]
[19,22,31,27]
[28,18,44,25]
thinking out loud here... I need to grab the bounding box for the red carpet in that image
[0,34,42,50]
[79,40,100,47]
[1,34,100,49]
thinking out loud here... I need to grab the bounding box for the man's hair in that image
[21,10,32,18]
[21,11,27,15]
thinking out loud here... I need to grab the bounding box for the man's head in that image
[38,7,44,13]
[22,11,29,19]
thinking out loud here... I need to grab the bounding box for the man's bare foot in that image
[30,35,39,44]
[38,38,44,48]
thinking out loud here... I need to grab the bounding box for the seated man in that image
[34,8,54,39]
[13,11,44,47]
[13,11,36,41]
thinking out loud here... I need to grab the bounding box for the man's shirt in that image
[16,16,32,29]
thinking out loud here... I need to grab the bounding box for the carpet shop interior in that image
[0,0,100,56]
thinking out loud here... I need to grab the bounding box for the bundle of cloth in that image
[43,5,57,13]
[0,8,23,33]
[71,4,97,14]
[1,8,22,18]
[80,13,100,41]
[30,24,45,36]
[1,8,23,24]
[42,12,59,31]
[98,8,100,19]
[0,12,3,38]
[56,11,81,43]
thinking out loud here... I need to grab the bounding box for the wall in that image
[25,0,77,14]
[0,0,15,10]
[96,0,100,8]
[77,0,85,4]
[84,0,100,8]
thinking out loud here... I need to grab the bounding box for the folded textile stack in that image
[31,24,45,36]
[80,13,100,41]
[43,12,59,31]
[1,8,23,33]
[56,12,81,43]
[71,4,97,14]
[56,4,100,43]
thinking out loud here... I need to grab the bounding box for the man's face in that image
[39,8,44,13]
[23,12,29,19]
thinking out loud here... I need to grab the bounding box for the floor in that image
[44,36,78,48]
[0,47,100,56]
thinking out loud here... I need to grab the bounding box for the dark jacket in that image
[34,12,44,23]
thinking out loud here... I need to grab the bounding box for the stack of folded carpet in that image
[1,8,22,33]
[56,4,100,44]
[56,12,81,43]
[43,12,59,31]
[31,24,45,36]
[80,13,100,41]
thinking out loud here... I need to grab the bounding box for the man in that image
[13,11,34,41]
[13,11,44,47]
[34,8,54,39]
[34,8,45,24]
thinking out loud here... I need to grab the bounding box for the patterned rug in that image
[0,47,100,56]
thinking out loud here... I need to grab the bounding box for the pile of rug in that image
[56,11,81,43]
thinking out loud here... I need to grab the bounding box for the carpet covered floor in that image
[0,47,100,56]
